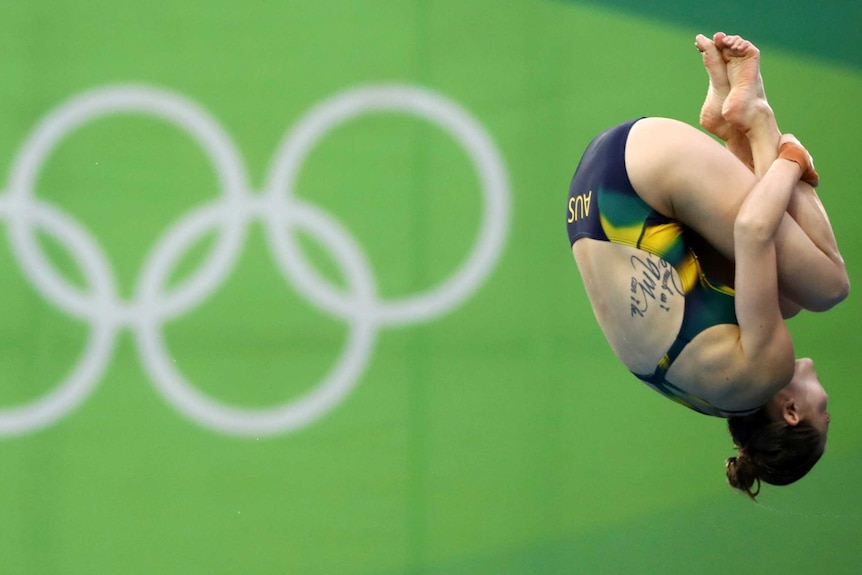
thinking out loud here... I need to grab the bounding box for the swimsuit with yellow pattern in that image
[567,118,755,418]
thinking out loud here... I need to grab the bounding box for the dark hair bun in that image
[726,454,762,500]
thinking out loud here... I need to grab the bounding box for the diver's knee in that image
[809,273,850,312]
[828,275,851,309]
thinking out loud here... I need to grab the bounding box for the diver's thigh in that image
[624,117,845,311]
[625,117,753,260]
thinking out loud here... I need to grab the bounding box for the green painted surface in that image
[0,1,860,574]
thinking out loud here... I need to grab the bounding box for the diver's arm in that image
[729,139,813,401]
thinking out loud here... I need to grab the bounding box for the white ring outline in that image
[265,84,510,326]
[0,83,510,437]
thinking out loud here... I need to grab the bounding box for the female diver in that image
[566,33,849,499]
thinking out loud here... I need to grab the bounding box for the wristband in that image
[778,141,819,188]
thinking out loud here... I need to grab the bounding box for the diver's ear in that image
[782,401,801,426]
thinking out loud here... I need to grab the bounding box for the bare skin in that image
[572,134,808,410]
[691,33,847,313]
[696,32,753,168]
[568,34,838,488]
[700,34,817,188]
[696,32,779,176]
[571,33,848,373]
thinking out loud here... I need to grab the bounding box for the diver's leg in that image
[718,33,843,295]
[717,33,780,177]
[695,32,754,171]
[625,117,848,312]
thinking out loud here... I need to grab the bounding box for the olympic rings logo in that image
[0,84,510,437]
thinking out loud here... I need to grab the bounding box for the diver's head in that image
[725,358,829,500]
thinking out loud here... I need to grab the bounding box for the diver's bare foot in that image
[718,34,772,133]
[695,33,733,140]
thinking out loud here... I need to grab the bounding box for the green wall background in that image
[0,1,860,574]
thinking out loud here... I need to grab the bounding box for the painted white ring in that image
[265,84,511,326]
